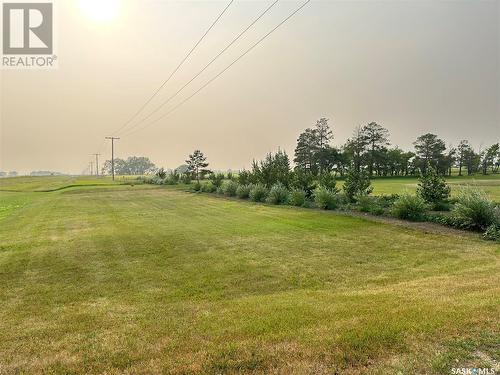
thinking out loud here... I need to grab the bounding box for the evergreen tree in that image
[343,168,373,202]
[186,150,210,182]
[413,133,446,174]
[360,122,390,176]
[416,167,450,206]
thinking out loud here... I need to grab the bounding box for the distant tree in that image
[126,156,156,175]
[294,128,318,174]
[360,122,390,176]
[334,149,350,176]
[443,147,456,176]
[314,146,340,174]
[8,171,18,177]
[481,143,499,175]
[457,140,472,176]
[101,156,154,176]
[344,126,368,172]
[386,148,414,176]
[102,158,126,175]
[294,118,334,174]
[186,150,210,182]
[175,164,189,174]
[315,117,333,149]
[464,148,480,175]
[413,133,446,174]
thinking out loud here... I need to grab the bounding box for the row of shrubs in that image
[192,180,500,242]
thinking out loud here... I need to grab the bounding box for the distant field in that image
[0,177,498,374]
[0,175,140,192]
[343,174,500,202]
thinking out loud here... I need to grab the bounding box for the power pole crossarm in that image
[105,137,120,181]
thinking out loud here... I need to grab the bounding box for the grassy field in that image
[367,174,500,202]
[0,176,498,374]
[3,173,500,200]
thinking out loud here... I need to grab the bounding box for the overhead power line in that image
[111,0,234,137]
[121,0,311,138]
[117,0,280,137]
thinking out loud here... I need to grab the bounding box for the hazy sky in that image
[1,0,499,174]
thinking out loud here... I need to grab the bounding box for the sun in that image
[78,0,121,23]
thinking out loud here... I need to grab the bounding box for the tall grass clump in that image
[236,184,251,199]
[314,186,338,210]
[222,180,238,197]
[266,183,289,205]
[249,184,268,202]
[452,186,498,230]
[391,192,427,221]
[288,189,306,207]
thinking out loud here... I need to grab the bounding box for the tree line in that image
[103,118,499,180]
[293,118,499,177]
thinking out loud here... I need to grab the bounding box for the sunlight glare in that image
[78,0,120,23]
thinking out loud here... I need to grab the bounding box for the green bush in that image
[165,172,180,185]
[291,170,316,197]
[357,195,374,213]
[192,181,202,192]
[392,192,427,221]
[155,168,167,179]
[317,172,338,191]
[249,184,268,202]
[236,184,251,199]
[417,168,450,208]
[378,194,399,207]
[201,182,216,193]
[288,189,306,207]
[266,183,289,205]
[452,186,497,230]
[222,180,238,197]
[237,170,251,185]
[216,186,224,195]
[343,169,373,202]
[181,174,192,184]
[314,186,338,210]
[209,173,225,188]
[151,176,165,185]
[483,224,500,241]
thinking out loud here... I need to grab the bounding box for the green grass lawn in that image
[0,178,498,374]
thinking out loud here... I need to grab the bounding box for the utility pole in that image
[105,137,120,181]
[92,153,101,176]
[89,161,94,176]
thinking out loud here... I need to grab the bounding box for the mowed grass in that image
[0,182,499,374]
[0,175,142,192]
